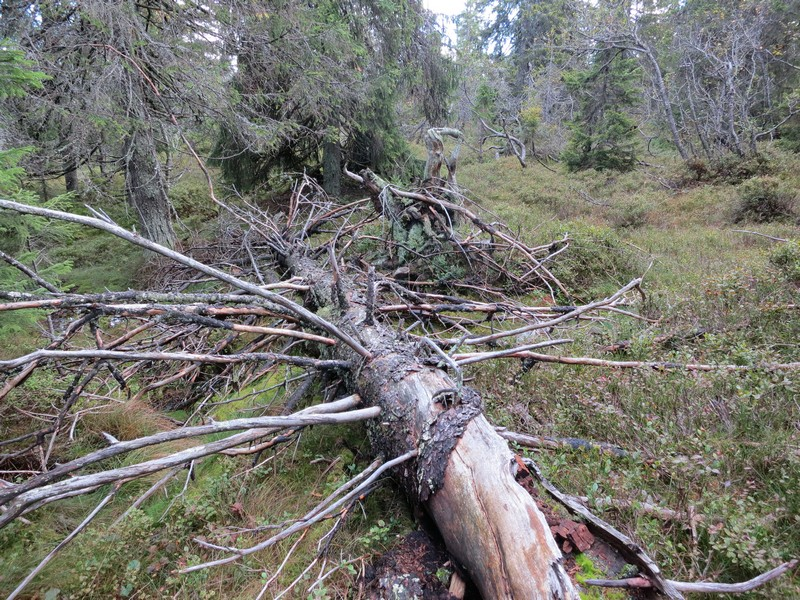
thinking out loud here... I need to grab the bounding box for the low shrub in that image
[777,124,800,153]
[608,198,651,229]
[768,241,800,284]
[678,153,773,186]
[545,222,645,300]
[731,176,797,223]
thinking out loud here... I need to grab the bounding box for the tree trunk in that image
[123,129,176,248]
[423,128,463,185]
[322,140,342,197]
[638,40,689,161]
[64,164,78,194]
[285,252,579,599]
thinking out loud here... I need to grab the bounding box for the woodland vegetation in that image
[0,0,799,598]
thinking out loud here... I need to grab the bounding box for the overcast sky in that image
[423,0,467,16]
[423,0,468,46]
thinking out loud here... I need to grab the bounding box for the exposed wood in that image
[423,127,463,185]
[449,572,466,599]
[525,458,683,599]
[426,417,576,598]
[285,253,579,599]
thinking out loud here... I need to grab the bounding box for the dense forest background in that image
[0,0,799,598]
[2,0,799,242]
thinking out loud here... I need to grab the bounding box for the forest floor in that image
[456,147,800,598]
[0,145,798,599]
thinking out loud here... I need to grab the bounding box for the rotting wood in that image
[524,457,683,599]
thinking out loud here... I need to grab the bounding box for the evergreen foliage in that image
[562,48,640,172]
[213,0,455,190]
[0,50,73,333]
[0,42,47,100]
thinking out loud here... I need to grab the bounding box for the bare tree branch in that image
[183,450,418,573]
[0,250,61,294]
[7,486,118,600]
[0,349,351,373]
[0,397,376,526]
[0,198,372,359]
[585,559,798,594]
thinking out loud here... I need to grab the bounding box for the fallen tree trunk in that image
[3,187,795,597]
[0,196,579,598]
[285,252,579,599]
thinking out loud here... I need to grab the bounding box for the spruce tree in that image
[562,47,640,172]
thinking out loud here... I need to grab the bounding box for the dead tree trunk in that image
[284,252,579,599]
[64,163,78,194]
[423,127,463,187]
[123,128,176,248]
[322,139,342,197]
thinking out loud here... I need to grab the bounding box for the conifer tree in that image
[562,47,640,171]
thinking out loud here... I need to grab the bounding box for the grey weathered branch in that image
[0,289,304,318]
[0,198,371,359]
[6,487,118,600]
[353,176,569,297]
[0,305,330,343]
[478,116,527,168]
[0,397,375,526]
[524,458,683,599]
[453,339,573,365]
[0,250,62,294]
[465,350,800,372]
[732,229,791,243]
[496,428,628,457]
[445,278,642,347]
[0,349,350,373]
[184,450,418,572]
[585,559,798,594]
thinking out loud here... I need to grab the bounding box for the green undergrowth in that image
[0,401,413,599]
[2,144,800,598]
[459,145,799,597]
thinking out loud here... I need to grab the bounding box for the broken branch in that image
[585,558,798,594]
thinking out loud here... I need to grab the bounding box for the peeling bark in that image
[285,252,579,599]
